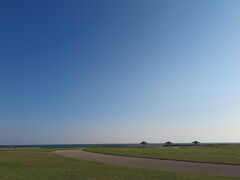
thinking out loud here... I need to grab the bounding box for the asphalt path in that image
[55,150,240,178]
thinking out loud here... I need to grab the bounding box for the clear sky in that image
[1,0,240,145]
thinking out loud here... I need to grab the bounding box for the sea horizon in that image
[1,142,240,148]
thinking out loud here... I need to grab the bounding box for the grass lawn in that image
[84,145,240,165]
[0,148,238,180]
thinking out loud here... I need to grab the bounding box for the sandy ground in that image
[55,150,240,178]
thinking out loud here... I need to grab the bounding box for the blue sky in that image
[1,0,240,145]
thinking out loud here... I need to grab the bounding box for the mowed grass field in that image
[0,148,238,180]
[84,145,240,165]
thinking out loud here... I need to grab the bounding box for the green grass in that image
[0,148,238,180]
[84,145,240,165]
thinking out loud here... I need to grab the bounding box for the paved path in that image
[55,150,240,178]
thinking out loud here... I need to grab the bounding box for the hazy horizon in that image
[1,142,240,146]
[1,0,240,145]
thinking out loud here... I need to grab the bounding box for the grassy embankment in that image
[84,145,240,165]
[0,148,238,180]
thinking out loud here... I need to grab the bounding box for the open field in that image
[83,145,240,165]
[56,149,240,178]
[0,148,238,180]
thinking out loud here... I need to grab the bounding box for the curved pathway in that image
[55,150,240,178]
